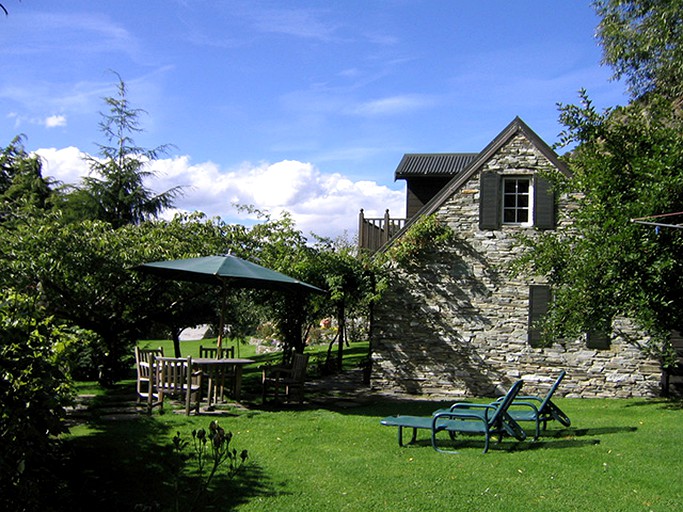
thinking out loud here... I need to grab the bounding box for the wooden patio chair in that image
[156,356,203,415]
[381,380,526,454]
[262,353,309,404]
[199,345,235,401]
[134,346,164,413]
[499,370,571,440]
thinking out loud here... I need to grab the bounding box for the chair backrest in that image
[488,380,524,426]
[290,353,309,382]
[538,370,566,412]
[199,345,235,359]
[135,346,164,364]
[199,345,218,358]
[157,356,193,394]
[135,346,164,378]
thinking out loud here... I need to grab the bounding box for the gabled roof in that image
[394,153,479,179]
[379,116,571,253]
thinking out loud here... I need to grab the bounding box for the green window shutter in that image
[479,172,500,230]
[586,331,611,350]
[528,285,551,347]
[534,176,555,229]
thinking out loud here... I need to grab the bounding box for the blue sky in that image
[0,1,627,238]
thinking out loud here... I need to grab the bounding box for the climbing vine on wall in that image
[385,214,454,267]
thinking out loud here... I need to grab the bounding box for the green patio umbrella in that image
[134,254,325,348]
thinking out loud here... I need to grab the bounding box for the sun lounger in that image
[380,380,526,454]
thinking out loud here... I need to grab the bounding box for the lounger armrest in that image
[448,403,497,421]
[446,400,473,408]
[432,411,489,430]
[448,403,496,412]
[508,401,539,413]
[495,395,543,404]
[515,395,543,403]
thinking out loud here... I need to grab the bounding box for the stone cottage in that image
[363,117,662,399]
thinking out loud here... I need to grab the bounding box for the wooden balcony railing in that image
[358,209,406,252]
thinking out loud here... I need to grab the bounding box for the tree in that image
[516,1,683,369]
[311,236,380,372]
[80,75,182,228]
[0,135,53,223]
[234,208,321,358]
[516,91,683,364]
[216,206,381,368]
[594,0,683,99]
[0,211,234,383]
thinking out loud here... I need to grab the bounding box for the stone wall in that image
[370,134,662,398]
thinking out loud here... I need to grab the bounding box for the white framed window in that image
[502,177,533,225]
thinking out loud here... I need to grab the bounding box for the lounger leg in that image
[431,428,460,454]
[397,426,419,447]
[550,403,572,427]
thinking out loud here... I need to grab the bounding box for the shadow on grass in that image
[387,434,601,453]
[625,398,683,410]
[58,386,280,512]
[545,425,637,437]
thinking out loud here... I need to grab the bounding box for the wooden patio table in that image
[192,357,255,405]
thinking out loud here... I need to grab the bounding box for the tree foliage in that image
[594,0,683,99]
[517,1,683,365]
[0,135,53,222]
[79,76,182,227]
[0,291,75,510]
[0,208,235,382]
[309,236,379,370]
[517,91,683,363]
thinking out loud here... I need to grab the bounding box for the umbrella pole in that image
[217,286,227,350]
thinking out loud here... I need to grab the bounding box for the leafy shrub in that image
[59,327,105,381]
[0,291,74,510]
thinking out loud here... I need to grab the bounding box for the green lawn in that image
[62,344,683,511]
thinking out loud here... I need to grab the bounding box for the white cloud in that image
[247,7,341,42]
[152,156,405,238]
[351,94,438,116]
[35,147,89,185]
[44,115,67,128]
[34,147,405,240]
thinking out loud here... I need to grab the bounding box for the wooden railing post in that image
[359,209,366,249]
[358,208,406,252]
[382,209,391,245]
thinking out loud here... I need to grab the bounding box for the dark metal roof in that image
[394,153,479,179]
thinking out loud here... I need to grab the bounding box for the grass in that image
[61,342,683,511]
